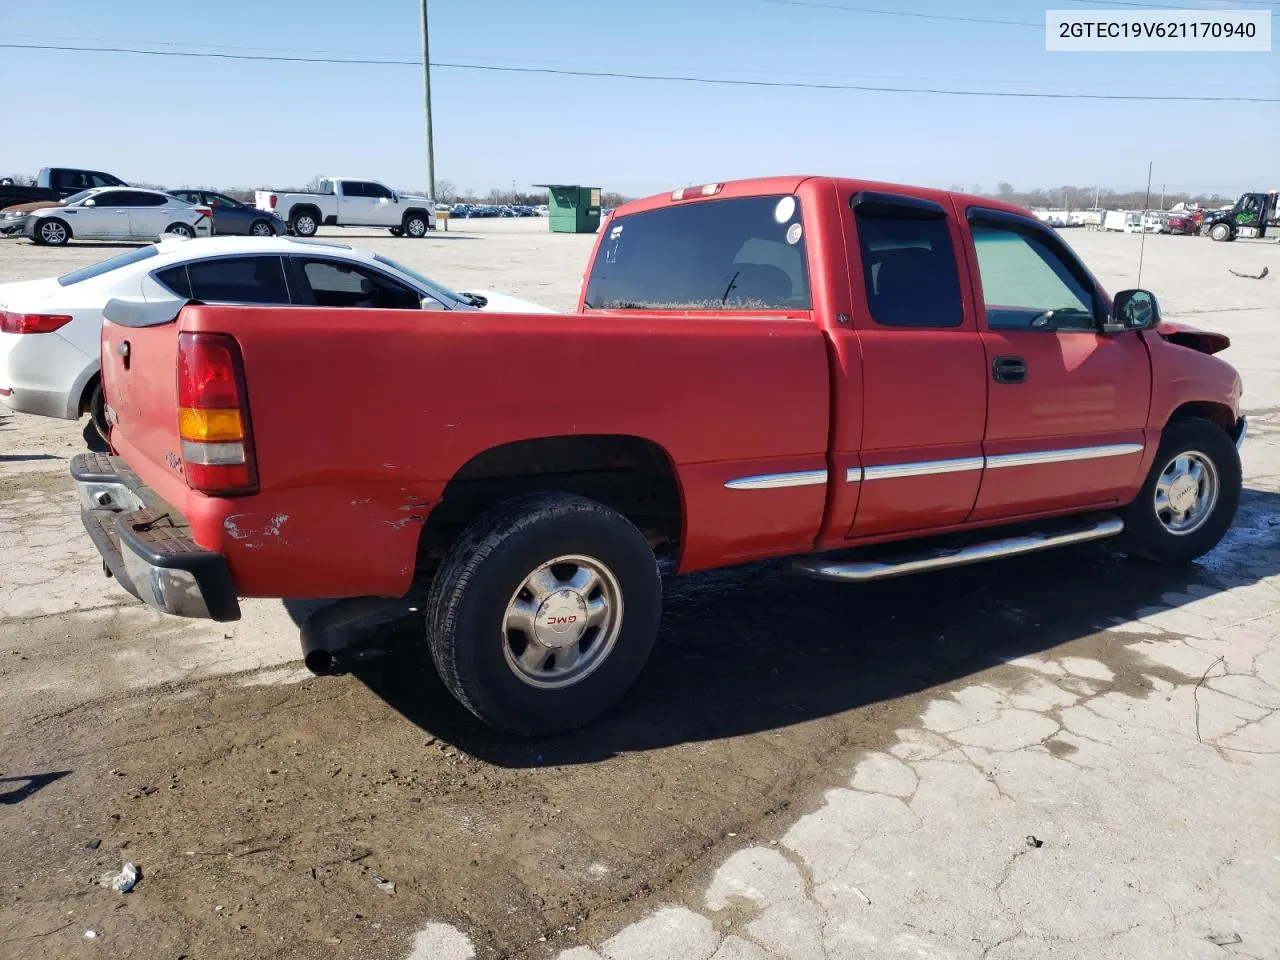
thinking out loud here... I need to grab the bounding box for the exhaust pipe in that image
[299,597,418,675]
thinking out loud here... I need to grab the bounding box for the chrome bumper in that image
[71,452,240,622]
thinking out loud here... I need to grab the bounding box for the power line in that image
[6,33,1275,90]
[758,0,1038,27]
[1064,0,1277,10]
[1,42,1276,102]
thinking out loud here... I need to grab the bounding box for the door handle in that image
[992,356,1027,384]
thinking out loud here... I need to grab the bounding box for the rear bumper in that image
[70,452,240,622]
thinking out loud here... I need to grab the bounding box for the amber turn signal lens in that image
[178,406,244,442]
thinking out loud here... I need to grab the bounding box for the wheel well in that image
[415,435,683,579]
[290,204,321,222]
[78,372,100,416]
[402,207,429,223]
[1167,401,1234,434]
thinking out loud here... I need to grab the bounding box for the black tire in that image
[291,209,319,237]
[425,493,661,736]
[1120,418,1241,564]
[403,212,429,238]
[164,223,195,239]
[249,219,276,237]
[88,380,109,447]
[34,218,70,246]
[1209,222,1231,242]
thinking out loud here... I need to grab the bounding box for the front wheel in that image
[403,214,429,238]
[249,219,276,237]
[1209,222,1231,242]
[1121,418,1241,564]
[34,218,70,246]
[424,493,661,736]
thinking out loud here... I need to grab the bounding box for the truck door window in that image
[365,183,393,200]
[183,256,291,304]
[298,259,422,310]
[340,182,367,198]
[853,209,963,328]
[970,224,1096,331]
[583,195,811,311]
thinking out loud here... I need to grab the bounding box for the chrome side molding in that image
[984,443,1143,470]
[728,444,1145,492]
[791,514,1124,583]
[723,469,828,490]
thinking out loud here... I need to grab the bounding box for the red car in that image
[74,176,1246,734]
[1166,209,1202,235]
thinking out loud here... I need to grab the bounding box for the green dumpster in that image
[535,184,602,233]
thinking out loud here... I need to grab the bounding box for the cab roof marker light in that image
[671,187,686,201]
[701,183,722,196]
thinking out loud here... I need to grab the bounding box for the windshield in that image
[61,189,97,206]
[372,254,464,304]
[57,246,159,286]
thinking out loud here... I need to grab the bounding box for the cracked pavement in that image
[1,223,1277,960]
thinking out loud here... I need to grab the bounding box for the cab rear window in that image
[584,195,811,311]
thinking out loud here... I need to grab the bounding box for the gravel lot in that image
[1,219,1277,960]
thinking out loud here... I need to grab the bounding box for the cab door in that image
[337,181,378,225]
[960,206,1151,521]
[840,191,988,538]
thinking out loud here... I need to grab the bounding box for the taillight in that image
[268,194,278,209]
[0,311,72,334]
[177,331,258,495]
[194,205,213,218]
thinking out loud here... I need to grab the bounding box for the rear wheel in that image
[1121,418,1240,564]
[424,493,661,736]
[291,211,319,237]
[34,218,70,246]
[164,223,195,239]
[404,213,429,238]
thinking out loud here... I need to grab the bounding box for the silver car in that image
[167,189,286,237]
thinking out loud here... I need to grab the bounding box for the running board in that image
[792,514,1124,583]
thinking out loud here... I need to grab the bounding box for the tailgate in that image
[100,299,183,488]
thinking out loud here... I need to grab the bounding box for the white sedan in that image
[0,235,554,442]
[0,187,213,246]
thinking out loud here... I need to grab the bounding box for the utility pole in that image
[1160,184,1165,210]
[420,0,436,200]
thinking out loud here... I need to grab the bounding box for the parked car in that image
[0,167,128,211]
[1165,210,1200,235]
[167,189,285,237]
[255,178,435,238]
[0,235,550,442]
[73,176,1245,737]
[0,187,212,246]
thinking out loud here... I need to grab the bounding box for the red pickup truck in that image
[72,176,1246,735]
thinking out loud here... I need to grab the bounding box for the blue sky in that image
[1,0,1275,198]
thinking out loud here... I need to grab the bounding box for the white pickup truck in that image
[255,178,436,238]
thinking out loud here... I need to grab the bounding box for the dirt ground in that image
[1,219,1277,960]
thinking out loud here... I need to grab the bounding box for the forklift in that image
[1201,190,1279,241]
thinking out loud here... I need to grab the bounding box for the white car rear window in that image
[58,247,159,286]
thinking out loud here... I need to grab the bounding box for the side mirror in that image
[82,198,96,207]
[1106,289,1160,333]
